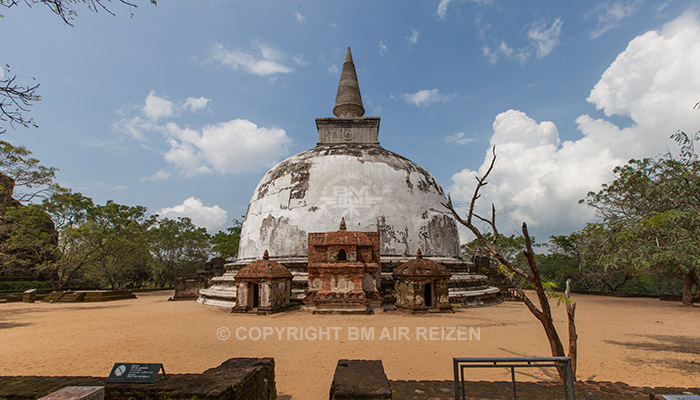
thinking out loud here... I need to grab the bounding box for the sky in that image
[2,0,700,243]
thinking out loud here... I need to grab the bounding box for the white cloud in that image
[112,116,158,142]
[450,12,700,238]
[113,91,210,141]
[527,17,563,58]
[482,45,498,65]
[482,41,519,65]
[158,197,228,232]
[143,90,210,121]
[436,0,451,19]
[210,42,293,76]
[378,40,389,56]
[295,12,305,23]
[114,92,291,177]
[498,41,513,57]
[401,89,450,107]
[406,28,420,47]
[445,132,476,145]
[143,90,175,121]
[589,2,638,39]
[183,96,210,112]
[163,119,292,176]
[140,169,170,182]
[474,15,491,39]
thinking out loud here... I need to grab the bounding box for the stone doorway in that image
[252,284,260,308]
[424,283,433,307]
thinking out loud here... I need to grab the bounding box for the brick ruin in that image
[231,250,293,314]
[304,218,382,313]
[393,249,453,313]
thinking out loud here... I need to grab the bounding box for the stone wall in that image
[0,358,276,400]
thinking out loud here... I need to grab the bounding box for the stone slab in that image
[330,359,391,399]
[37,386,104,400]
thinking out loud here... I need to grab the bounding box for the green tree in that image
[211,218,242,261]
[0,141,56,203]
[149,217,210,288]
[581,131,700,306]
[0,204,59,275]
[81,201,154,289]
[38,189,96,290]
[463,233,533,266]
[540,229,637,293]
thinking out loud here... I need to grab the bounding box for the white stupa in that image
[198,48,499,308]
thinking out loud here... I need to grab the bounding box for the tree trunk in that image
[540,314,566,357]
[565,279,578,380]
[682,268,698,306]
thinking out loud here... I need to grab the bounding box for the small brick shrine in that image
[232,250,293,314]
[392,249,452,313]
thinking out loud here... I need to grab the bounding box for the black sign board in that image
[106,363,165,383]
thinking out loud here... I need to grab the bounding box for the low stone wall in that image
[0,358,276,400]
[391,380,700,400]
[43,290,136,303]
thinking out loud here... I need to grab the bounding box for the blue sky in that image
[2,0,700,241]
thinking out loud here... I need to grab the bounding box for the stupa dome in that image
[237,48,460,264]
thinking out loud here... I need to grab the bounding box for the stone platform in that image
[198,257,501,309]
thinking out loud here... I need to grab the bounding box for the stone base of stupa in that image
[197,257,501,310]
[197,271,239,307]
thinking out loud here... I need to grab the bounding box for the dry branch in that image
[443,146,578,382]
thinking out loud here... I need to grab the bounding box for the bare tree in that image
[444,148,578,380]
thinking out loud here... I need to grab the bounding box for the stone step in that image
[56,293,85,302]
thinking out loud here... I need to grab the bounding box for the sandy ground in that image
[0,291,698,399]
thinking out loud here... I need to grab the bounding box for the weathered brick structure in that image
[304,218,382,313]
[232,251,293,314]
[393,249,452,313]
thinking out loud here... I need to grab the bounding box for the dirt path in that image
[0,291,697,399]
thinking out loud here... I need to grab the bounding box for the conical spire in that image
[339,217,347,230]
[333,47,365,118]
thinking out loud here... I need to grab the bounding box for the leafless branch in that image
[0,75,41,134]
[1,0,151,26]
[442,148,534,284]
